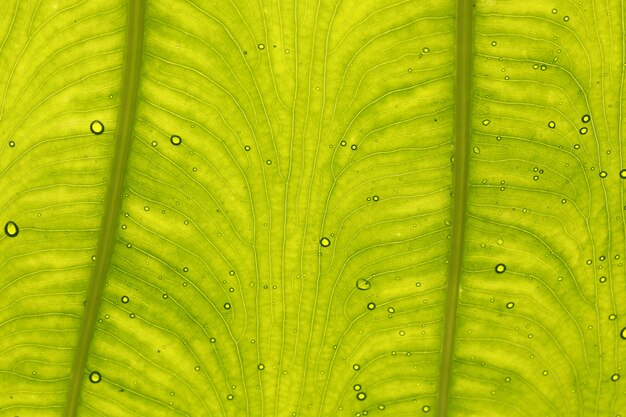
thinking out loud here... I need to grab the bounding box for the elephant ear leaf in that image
[0,1,624,417]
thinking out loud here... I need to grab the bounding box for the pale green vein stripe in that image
[437,0,474,415]
[65,1,145,416]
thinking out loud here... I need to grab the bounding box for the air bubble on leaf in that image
[353,364,360,370]
[367,302,376,310]
[609,314,617,320]
[258,363,265,370]
[599,171,607,178]
[372,195,379,201]
[599,276,607,283]
[551,8,557,13]
[563,16,569,21]
[612,373,620,381]
[89,371,101,383]
[258,43,265,50]
[473,146,480,154]
[491,41,497,46]
[227,394,234,400]
[495,263,506,274]
[548,121,555,128]
[388,307,395,314]
[351,144,357,150]
[422,405,431,413]
[356,278,371,290]
[540,65,547,71]
[356,392,367,400]
[244,145,251,151]
[210,337,216,343]
[340,140,347,146]
[224,303,231,310]
[9,140,15,147]
[422,47,430,53]
[163,293,168,299]
[579,127,588,135]
[90,120,104,135]
[121,296,129,304]
[320,237,331,247]
[151,141,157,147]
[506,302,515,309]
[619,169,626,179]
[482,119,490,126]
[4,221,19,237]
[581,114,591,123]
[129,313,135,318]
[170,135,182,146]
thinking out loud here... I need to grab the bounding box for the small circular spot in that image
[611,373,620,381]
[244,145,251,151]
[320,237,331,247]
[495,263,506,274]
[599,276,607,283]
[151,141,157,147]
[422,405,431,413]
[482,119,490,126]
[620,327,626,339]
[356,392,366,401]
[224,303,231,310]
[351,144,357,150]
[491,41,497,46]
[372,195,379,202]
[4,221,19,237]
[121,296,129,304]
[619,169,626,179]
[129,313,135,318]
[579,127,588,135]
[422,47,430,53]
[609,314,617,320]
[353,364,360,370]
[340,140,347,146]
[353,384,361,391]
[170,135,182,146]
[387,307,395,314]
[548,121,555,128]
[162,293,168,299]
[194,366,200,371]
[581,114,591,123]
[506,302,515,309]
[90,120,104,135]
[258,43,265,50]
[599,171,607,178]
[563,16,570,21]
[367,302,376,310]
[258,363,265,370]
[227,394,234,400]
[89,371,101,383]
[551,8,557,14]
[8,140,15,147]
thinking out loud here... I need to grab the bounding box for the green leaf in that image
[1,1,624,416]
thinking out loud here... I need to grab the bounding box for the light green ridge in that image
[64,2,145,416]
[438,0,474,415]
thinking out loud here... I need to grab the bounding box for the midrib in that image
[437,0,474,415]
[65,1,145,416]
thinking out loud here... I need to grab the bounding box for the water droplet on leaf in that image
[4,221,19,237]
[506,302,515,309]
[320,237,331,247]
[548,121,555,128]
[356,392,366,400]
[90,120,104,135]
[495,263,506,273]
[121,296,129,303]
[367,302,376,310]
[89,371,101,383]
[356,278,371,290]
[170,135,182,146]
